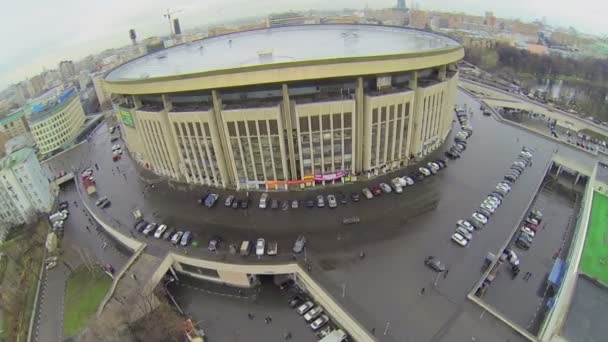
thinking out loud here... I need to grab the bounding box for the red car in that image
[370,184,382,196]
[524,223,538,232]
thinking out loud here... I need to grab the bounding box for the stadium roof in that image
[106,24,460,81]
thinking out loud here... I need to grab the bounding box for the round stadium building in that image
[103,24,463,190]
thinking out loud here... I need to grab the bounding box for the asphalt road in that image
[32,182,130,342]
[39,89,597,342]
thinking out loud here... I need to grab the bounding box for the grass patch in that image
[579,129,608,143]
[580,191,608,285]
[63,266,112,337]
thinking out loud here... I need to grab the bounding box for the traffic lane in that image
[35,263,68,342]
[168,279,319,342]
[310,92,558,341]
[483,184,579,331]
[60,183,130,270]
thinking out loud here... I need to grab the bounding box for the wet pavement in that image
[39,89,598,341]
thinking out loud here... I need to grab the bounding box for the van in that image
[240,241,251,256]
[259,193,269,209]
[180,231,192,247]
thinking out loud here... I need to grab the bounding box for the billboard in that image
[120,109,135,128]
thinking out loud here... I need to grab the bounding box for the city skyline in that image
[1,0,607,90]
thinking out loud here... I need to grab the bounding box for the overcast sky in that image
[1,0,607,90]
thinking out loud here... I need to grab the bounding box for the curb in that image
[27,225,49,342]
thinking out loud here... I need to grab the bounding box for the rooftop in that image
[106,24,460,81]
[0,147,33,170]
[0,109,25,126]
[28,88,77,124]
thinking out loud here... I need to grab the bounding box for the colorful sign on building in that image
[119,109,135,128]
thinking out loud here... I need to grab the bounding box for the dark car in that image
[198,192,210,205]
[240,199,249,209]
[208,236,222,251]
[231,199,240,209]
[163,227,176,240]
[135,220,148,233]
[59,201,69,210]
[288,295,303,308]
[515,237,531,250]
[424,256,446,272]
[271,199,279,209]
[478,208,492,218]
[412,172,425,181]
[350,192,360,202]
[100,199,111,208]
[370,185,382,196]
[338,192,348,205]
[306,199,315,208]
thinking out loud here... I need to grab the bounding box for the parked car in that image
[451,233,468,247]
[163,227,176,240]
[377,182,390,193]
[370,184,382,196]
[342,216,360,225]
[472,212,488,225]
[297,301,314,315]
[457,220,474,232]
[316,195,325,208]
[231,199,240,209]
[338,192,348,205]
[361,188,373,199]
[291,199,299,209]
[477,208,493,218]
[271,199,279,209]
[208,236,221,251]
[480,203,496,214]
[154,224,168,239]
[293,235,307,253]
[350,192,360,202]
[240,198,249,209]
[59,201,69,210]
[390,180,403,193]
[256,238,266,256]
[135,220,148,233]
[143,223,157,236]
[393,177,407,187]
[205,194,219,208]
[288,295,303,308]
[281,200,289,211]
[180,231,192,247]
[455,227,473,240]
[95,196,108,206]
[267,241,278,256]
[419,167,431,177]
[171,231,184,244]
[224,195,235,207]
[259,193,269,209]
[424,256,446,272]
[304,306,324,322]
[310,315,330,330]
[327,195,337,208]
[306,199,315,208]
[515,236,531,250]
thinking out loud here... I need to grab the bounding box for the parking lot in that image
[479,173,581,334]
[43,89,601,341]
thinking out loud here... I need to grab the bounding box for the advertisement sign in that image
[120,109,135,128]
[314,170,345,181]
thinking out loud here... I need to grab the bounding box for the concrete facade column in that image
[211,90,233,187]
[556,165,562,177]
[404,71,418,162]
[411,86,426,158]
[355,77,364,173]
[575,173,581,185]
[438,65,447,81]
[160,95,183,181]
[282,84,297,179]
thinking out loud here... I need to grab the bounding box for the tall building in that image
[0,146,55,241]
[28,88,86,155]
[92,72,111,110]
[397,0,407,10]
[104,25,462,190]
[27,75,45,97]
[0,109,30,139]
[59,60,77,81]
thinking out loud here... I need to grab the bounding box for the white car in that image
[472,212,488,225]
[310,314,329,330]
[393,177,407,187]
[404,177,414,186]
[154,224,167,238]
[361,188,373,199]
[427,162,440,172]
[520,151,533,159]
[521,226,536,237]
[304,306,323,322]
[483,200,499,210]
[390,180,403,193]
[480,203,496,214]
[457,220,474,232]
[379,183,392,193]
[456,227,473,240]
[259,193,269,209]
[297,301,314,315]
[496,184,510,193]
[419,167,431,177]
[486,196,501,206]
[451,233,468,246]
[112,144,121,151]
[256,238,265,256]
[327,195,337,208]
[498,182,512,190]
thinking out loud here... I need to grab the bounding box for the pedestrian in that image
[443,269,449,278]
[247,312,254,320]
[360,251,366,259]
[264,317,269,324]
[371,327,376,335]
[420,287,426,296]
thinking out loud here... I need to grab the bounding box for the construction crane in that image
[163,8,182,36]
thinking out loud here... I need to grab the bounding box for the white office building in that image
[0,147,55,241]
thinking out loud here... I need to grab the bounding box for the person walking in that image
[420,287,426,296]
